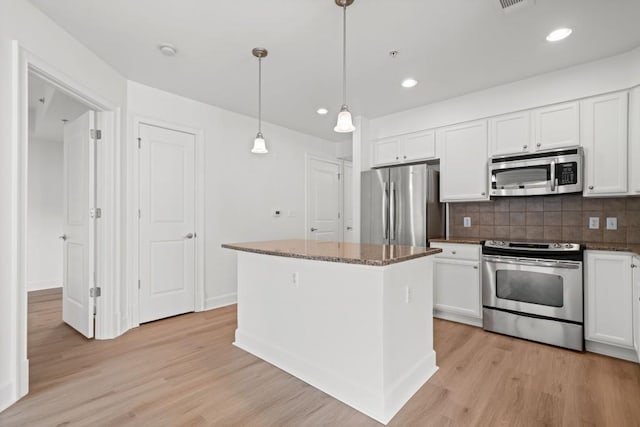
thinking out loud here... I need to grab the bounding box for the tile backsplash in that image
[449,195,640,243]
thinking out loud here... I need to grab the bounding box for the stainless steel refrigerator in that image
[361,164,443,247]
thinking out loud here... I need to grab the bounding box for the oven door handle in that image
[483,255,581,269]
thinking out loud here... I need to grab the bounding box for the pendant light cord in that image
[342,4,347,106]
[258,56,262,133]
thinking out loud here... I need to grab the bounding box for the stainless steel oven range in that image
[482,240,584,351]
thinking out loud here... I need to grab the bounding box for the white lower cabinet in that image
[633,256,640,362]
[585,251,635,350]
[431,243,482,326]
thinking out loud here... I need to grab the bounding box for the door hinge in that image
[90,207,102,219]
[138,209,141,219]
[137,137,141,149]
[338,212,341,219]
[90,129,102,140]
[138,279,141,289]
[337,173,341,180]
[90,287,101,298]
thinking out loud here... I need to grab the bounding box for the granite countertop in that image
[222,239,442,266]
[429,238,640,256]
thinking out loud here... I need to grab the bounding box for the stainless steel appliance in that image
[489,147,583,197]
[361,164,443,247]
[482,240,584,351]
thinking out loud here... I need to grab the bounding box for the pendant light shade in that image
[251,132,268,154]
[334,105,355,133]
[252,47,269,154]
[334,0,355,134]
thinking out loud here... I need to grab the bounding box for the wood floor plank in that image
[1,289,639,426]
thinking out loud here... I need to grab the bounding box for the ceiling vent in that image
[496,0,535,13]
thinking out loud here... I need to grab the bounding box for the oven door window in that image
[496,270,563,307]
[492,166,549,190]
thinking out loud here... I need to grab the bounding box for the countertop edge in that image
[222,244,442,266]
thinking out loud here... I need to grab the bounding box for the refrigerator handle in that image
[383,182,389,240]
[390,181,396,241]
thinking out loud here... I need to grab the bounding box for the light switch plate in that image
[589,217,600,230]
[606,217,617,230]
[463,217,471,228]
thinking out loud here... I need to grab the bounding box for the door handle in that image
[58,234,67,241]
[390,182,396,241]
[310,228,318,232]
[550,160,556,192]
[184,233,194,239]
[383,183,389,240]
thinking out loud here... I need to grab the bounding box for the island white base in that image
[233,252,438,425]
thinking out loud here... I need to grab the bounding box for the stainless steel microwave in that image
[489,147,583,196]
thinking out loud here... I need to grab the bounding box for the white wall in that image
[0,0,127,411]
[126,81,338,312]
[27,138,63,291]
[369,47,640,140]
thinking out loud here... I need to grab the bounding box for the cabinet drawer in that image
[430,243,480,261]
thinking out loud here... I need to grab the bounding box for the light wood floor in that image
[1,289,639,426]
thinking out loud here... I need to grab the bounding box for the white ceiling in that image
[28,0,640,142]
[29,74,90,142]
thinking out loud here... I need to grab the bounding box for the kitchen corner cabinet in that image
[582,91,629,197]
[629,87,640,195]
[633,256,640,361]
[431,243,482,326]
[371,130,436,167]
[585,251,634,349]
[532,101,580,151]
[438,120,489,202]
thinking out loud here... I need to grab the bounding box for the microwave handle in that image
[550,161,556,192]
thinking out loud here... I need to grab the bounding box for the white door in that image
[532,101,580,151]
[307,157,341,241]
[139,124,196,323]
[633,256,640,361]
[488,111,531,156]
[62,110,96,338]
[343,162,354,242]
[433,258,482,319]
[403,130,436,162]
[629,87,640,195]
[372,137,401,167]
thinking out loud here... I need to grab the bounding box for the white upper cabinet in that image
[439,120,489,202]
[629,87,640,195]
[585,251,634,349]
[371,130,436,167]
[532,101,580,151]
[488,111,531,156]
[581,91,628,196]
[633,256,640,361]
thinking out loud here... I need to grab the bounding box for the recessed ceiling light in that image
[546,28,572,42]
[401,78,418,88]
[158,43,177,56]
[316,108,329,115]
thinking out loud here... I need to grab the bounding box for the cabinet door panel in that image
[533,101,580,151]
[439,120,489,202]
[585,252,634,348]
[633,257,640,360]
[489,111,531,156]
[372,137,401,167]
[433,259,481,318]
[629,87,640,195]
[582,92,628,196]
[403,130,436,162]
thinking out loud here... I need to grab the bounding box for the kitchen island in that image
[222,239,441,424]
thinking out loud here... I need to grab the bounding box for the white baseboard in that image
[204,293,237,311]
[0,381,15,413]
[18,358,29,399]
[27,280,62,292]
[586,340,639,363]
[434,310,483,328]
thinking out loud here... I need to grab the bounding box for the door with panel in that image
[488,111,531,156]
[633,256,640,361]
[62,110,97,338]
[307,157,342,241]
[532,101,580,151]
[372,137,401,167]
[342,162,354,242]
[139,123,196,323]
[628,87,640,195]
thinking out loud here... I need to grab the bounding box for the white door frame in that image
[10,41,121,401]
[128,116,205,327]
[305,154,344,242]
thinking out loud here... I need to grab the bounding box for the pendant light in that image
[252,47,269,154]
[334,0,356,133]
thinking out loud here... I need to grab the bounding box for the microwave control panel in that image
[556,162,578,186]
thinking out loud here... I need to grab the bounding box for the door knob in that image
[184,233,194,239]
[473,265,479,270]
[588,186,594,190]
[58,235,67,241]
[310,228,318,232]
[523,145,528,150]
[346,226,353,231]
[536,143,541,147]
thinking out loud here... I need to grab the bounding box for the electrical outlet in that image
[589,217,600,230]
[463,217,471,228]
[606,217,617,230]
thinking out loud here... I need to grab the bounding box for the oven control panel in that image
[484,241,581,252]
